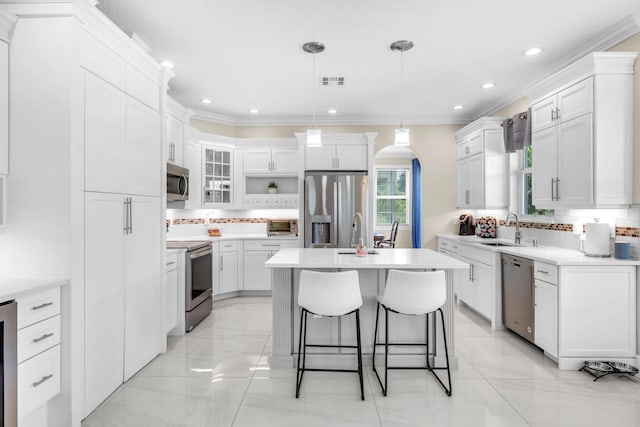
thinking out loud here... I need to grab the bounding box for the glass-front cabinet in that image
[203,146,233,207]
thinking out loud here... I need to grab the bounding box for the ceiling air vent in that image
[321,77,345,86]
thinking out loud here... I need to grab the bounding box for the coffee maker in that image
[458,214,475,236]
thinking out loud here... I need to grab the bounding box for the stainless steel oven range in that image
[167,240,213,332]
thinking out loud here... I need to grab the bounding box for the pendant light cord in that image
[312,52,316,129]
[400,48,404,128]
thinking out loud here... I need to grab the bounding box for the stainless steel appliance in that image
[458,214,475,236]
[304,171,368,248]
[167,163,189,202]
[267,219,298,236]
[0,300,17,426]
[501,254,534,343]
[167,241,212,332]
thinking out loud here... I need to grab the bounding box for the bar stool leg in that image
[296,308,307,398]
[355,309,364,401]
[439,308,452,396]
[372,302,388,396]
[384,307,389,396]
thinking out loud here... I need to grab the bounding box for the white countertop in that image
[265,248,469,270]
[437,234,640,266]
[0,278,67,302]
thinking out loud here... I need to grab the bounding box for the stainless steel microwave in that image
[167,163,189,201]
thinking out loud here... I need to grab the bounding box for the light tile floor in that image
[83,297,640,426]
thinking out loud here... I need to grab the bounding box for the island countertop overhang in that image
[265,248,469,270]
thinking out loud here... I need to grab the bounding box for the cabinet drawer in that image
[438,239,459,254]
[219,240,238,252]
[18,315,61,364]
[244,239,298,251]
[18,344,61,419]
[458,244,493,265]
[534,261,557,284]
[17,287,60,330]
[165,252,178,273]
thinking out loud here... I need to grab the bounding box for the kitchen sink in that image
[479,241,517,247]
[337,249,379,255]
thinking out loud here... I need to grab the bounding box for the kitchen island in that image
[265,248,468,368]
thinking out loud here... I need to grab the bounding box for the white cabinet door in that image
[336,145,367,170]
[456,158,469,208]
[468,153,484,208]
[305,145,335,170]
[557,114,593,206]
[124,196,161,380]
[534,279,558,358]
[203,147,234,208]
[532,126,557,208]
[472,261,493,320]
[531,94,557,132]
[243,251,271,291]
[85,73,126,194]
[125,99,161,197]
[84,192,125,415]
[0,40,7,175]
[243,149,271,174]
[184,141,202,208]
[272,148,299,174]
[456,256,473,306]
[557,78,593,124]
[167,114,184,165]
[165,266,178,334]
[219,251,238,294]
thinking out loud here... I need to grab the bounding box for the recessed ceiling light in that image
[328,108,337,114]
[525,47,543,56]
[200,98,212,104]
[453,105,464,110]
[160,60,174,69]
[249,108,259,114]
[482,82,495,89]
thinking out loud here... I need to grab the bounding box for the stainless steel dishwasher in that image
[501,254,535,343]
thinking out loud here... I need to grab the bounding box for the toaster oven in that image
[267,219,298,236]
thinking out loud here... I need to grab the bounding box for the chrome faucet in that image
[351,212,364,247]
[505,212,521,244]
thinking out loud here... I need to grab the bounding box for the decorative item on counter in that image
[614,241,631,260]
[207,228,222,237]
[356,238,367,257]
[268,181,278,194]
[476,216,497,238]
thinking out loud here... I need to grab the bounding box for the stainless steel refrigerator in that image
[304,171,369,248]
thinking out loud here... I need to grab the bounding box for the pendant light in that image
[391,40,413,147]
[303,41,325,147]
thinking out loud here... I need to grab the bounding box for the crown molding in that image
[472,11,640,119]
[454,117,505,140]
[191,108,471,127]
[0,6,17,42]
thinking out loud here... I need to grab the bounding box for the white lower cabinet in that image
[534,279,558,358]
[16,286,62,419]
[215,240,239,295]
[243,240,299,291]
[84,192,162,416]
[164,252,179,334]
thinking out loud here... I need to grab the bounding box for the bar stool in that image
[296,270,364,400]
[372,269,452,396]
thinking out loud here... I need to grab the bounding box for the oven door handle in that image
[189,249,212,260]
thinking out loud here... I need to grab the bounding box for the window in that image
[521,145,554,216]
[375,167,411,225]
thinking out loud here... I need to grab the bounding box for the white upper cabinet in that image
[166,114,184,165]
[243,148,298,175]
[530,52,638,208]
[0,40,7,175]
[85,73,161,197]
[305,143,368,170]
[455,118,507,209]
[202,145,234,208]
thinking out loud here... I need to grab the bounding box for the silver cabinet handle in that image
[32,374,53,388]
[128,197,133,234]
[33,332,54,343]
[551,108,556,122]
[220,256,223,271]
[465,146,470,155]
[470,264,474,282]
[556,108,560,120]
[31,302,53,311]
[166,261,176,266]
[536,269,549,274]
[260,244,281,247]
[555,177,560,200]
[551,178,555,201]
[123,199,129,234]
